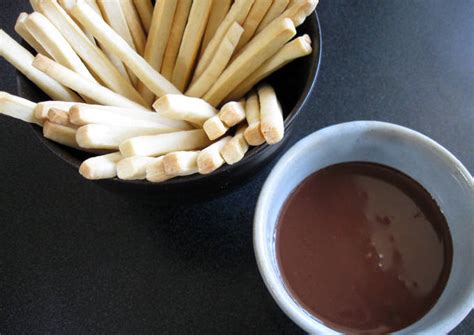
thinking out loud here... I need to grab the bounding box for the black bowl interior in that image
[18,12,322,200]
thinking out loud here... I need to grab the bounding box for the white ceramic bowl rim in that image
[254,121,473,334]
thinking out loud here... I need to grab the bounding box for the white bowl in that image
[254,121,473,334]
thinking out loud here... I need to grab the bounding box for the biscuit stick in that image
[138,0,178,104]
[219,100,246,127]
[160,0,192,81]
[0,92,41,126]
[193,0,255,80]
[243,92,265,146]
[274,0,318,27]
[70,0,181,98]
[119,129,211,157]
[0,30,82,102]
[227,34,312,100]
[15,13,51,57]
[232,0,314,60]
[58,0,134,85]
[47,108,75,127]
[96,1,135,47]
[163,151,199,176]
[133,0,153,34]
[76,124,171,150]
[171,0,213,92]
[256,0,289,33]
[69,104,190,131]
[117,156,155,180]
[153,94,217,127]
[203,115,229,141]
[38,0,146,105]
[34,101,77,121]
[258,84,284,144]
[186,22,244,98]
[236,0,273,51]
[120,0,147,55]
[203,18,296,106]
[43,120,81,149]
[146,156,176,183]
[33,54,147,110]
[96,1,135,49]
[197,136,231,174]
[97,0,139,85]
[220,124,249,165]
[79,152,123,180]
[82,0,134,86]
[58,0,98,44]
[24,12,96,83]
[200,0,232,54]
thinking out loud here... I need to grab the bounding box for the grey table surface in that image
[0,0,472,334]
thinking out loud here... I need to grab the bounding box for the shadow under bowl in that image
[18,12,322,202]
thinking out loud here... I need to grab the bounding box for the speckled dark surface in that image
[0,1,472,334]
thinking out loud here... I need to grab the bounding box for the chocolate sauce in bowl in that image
[276,162,453,334]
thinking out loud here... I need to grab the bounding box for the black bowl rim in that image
[27,11,323,187]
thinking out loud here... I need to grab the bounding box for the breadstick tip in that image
[79,152,123,180]
[258,84,285,144]
[219,100,246,127]
[68,105,83,125]
[162,153,181,175]
[302,33,312,44]
[197,155,218,174]
[146,156,175,183]
[48,108,70,126]
[197,136,231,174]
[261,125,284,145]
[296,34,313,54]
[16,12,28,24]
[220,125,249,165]
[244,123,266,146]
[285,0,318,26]
[203,115,228,140]
[69,105,81,114]
[163,151,199,176]
[79,161,94,179]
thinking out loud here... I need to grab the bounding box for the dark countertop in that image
[0,1,472,334]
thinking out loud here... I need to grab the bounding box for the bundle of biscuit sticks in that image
[0,0,317,182]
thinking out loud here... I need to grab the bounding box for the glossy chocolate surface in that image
[277,162,453,334]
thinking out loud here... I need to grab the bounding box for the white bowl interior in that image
[254,121,473,334]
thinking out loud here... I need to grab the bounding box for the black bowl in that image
[19,12,322,202]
